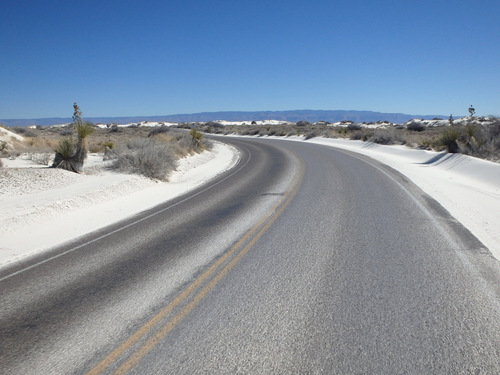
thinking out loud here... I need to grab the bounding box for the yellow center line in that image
[86,208,275,375]
[114,164,303,375]
[87,155,304,375]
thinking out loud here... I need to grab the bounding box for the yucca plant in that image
[52,137,76,171]
[439,127,461,153]
[52,103,95,173]
[190,129,204,150]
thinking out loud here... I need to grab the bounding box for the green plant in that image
[75,121,95,139]
[439,127,461,153]
[54,137,75,159]
[52,103,95,173]
[418,138,433,149]
[463,121,479,145]
[102,140,115,149]
[190,129,204,149]
[53,137,76,170]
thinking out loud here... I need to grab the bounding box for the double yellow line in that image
[87,158,304,375]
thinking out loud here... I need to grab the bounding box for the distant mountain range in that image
[1,109,448,127]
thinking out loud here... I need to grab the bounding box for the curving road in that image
[1,137,499,374]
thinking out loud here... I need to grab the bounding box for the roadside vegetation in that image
[3,113,498,176]
[2,108,212,180]
[196,116,500,162]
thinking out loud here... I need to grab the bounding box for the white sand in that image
[0,142,240,268]
[0,126,24,143]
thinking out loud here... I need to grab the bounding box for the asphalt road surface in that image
[1,137,499,374]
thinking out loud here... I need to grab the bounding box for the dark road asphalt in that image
[1,137,499,374]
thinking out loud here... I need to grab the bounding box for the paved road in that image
[1,137,499,374]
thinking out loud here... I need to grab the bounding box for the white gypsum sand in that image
[0,142,240,268]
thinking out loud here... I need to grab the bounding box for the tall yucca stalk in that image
[52,103,94,173]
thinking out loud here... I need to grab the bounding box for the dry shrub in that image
[406,120,426,132]
[148,125,170,137]
[439,127,461,153]
[368,128,404,145]
[110,138,178,180]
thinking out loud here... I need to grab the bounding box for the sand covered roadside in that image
[0,142,240,267]
[301,137,500,261]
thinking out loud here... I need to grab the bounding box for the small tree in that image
[52,103,95,173]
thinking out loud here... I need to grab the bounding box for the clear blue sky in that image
[1,0,499,119]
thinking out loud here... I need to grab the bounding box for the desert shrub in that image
[56,127,74,136]
[304,130,318,140]
[148,125,169,137]
[350,131,364,140]
[417,137,433,150]
[347,123,362,131]
[0,158,3,167]
[296,121,311,126]
[478,118,500,159]
[190,129,204,148]
[176,123,193,129]
[110,138,178,180]
[174,134,196,157]
[30,152,53,165]
[102,140,115,149]
[463,122,480,144]
[368,128,403,145]
[0,141,7,152]
[336,127,349,135]
[269,127,288,137]
[205,121,223,129]
[109,124,119,132]
[87,142,102,153]
[406,120,426,132]
[439,127,461,153]
[242,128,261,136]
[25,137,37,147]
[11,127,37,137]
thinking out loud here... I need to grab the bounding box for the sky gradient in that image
[1,0,499,119]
